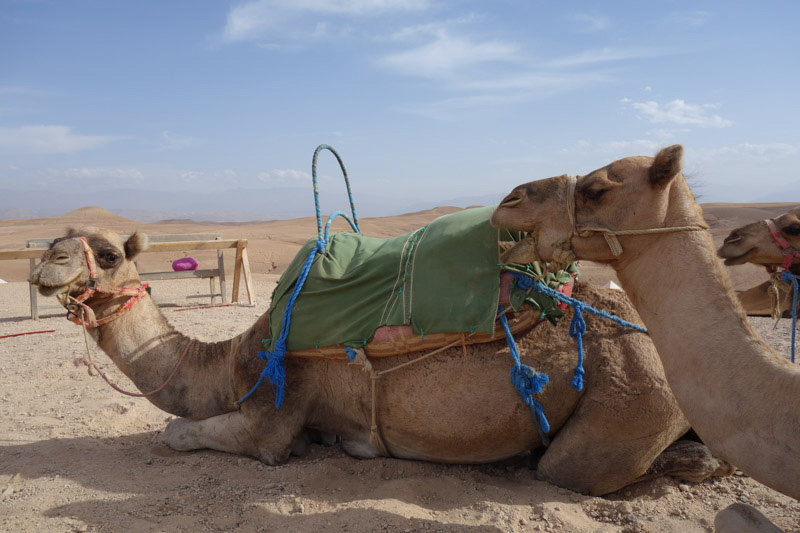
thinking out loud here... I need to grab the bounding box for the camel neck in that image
[91,295,239,419]
[613,229,800,499]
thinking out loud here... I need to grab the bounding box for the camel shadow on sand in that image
[1,431,641,531]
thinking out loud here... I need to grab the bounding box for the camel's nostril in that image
[723,235,742,245]
[500,195,523,208]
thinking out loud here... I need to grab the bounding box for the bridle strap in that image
[564,175,708,257]
[59,237,149,327]
[764,219,800,271]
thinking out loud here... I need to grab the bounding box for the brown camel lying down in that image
[29,226,731,495]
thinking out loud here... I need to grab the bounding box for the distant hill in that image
[0,187,498,223]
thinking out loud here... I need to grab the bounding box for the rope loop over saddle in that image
[237,145,361,409]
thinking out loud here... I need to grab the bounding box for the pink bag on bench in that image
[172,257,199,271]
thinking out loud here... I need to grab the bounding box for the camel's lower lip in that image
[37,284,69,297]
[720,248,754,266]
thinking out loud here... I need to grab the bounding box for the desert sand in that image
[1,204,799,532]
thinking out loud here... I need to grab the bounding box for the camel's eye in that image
[99,251,120,266]
[783,224,800,236]
[583,188,608,201]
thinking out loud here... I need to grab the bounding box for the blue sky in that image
[2,0,799,213]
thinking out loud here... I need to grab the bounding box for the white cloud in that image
[258,168,312,184]
[645,128,691,140]
[42,167,145,183]
[628,99,733,128]
[222,0,429,42]
[668,10,712,29]
[700,143,797,158]
[570,12,609,33]
[379,30,519,79]
[180,170,202,183]
[0,86,39,97]
[159,130,204,151]
[596,139,663,153]
[0,125,122,154]
[544,47,666,68]
[396,71,613,119]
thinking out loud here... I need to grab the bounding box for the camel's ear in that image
[649,145,683,187]
[124,232,149,260]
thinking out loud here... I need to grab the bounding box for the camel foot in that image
[341,438,381,459]
[162,412,294,465]
[715,503,783,533]
[640,439,734,483]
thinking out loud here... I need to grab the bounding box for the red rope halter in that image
[764,219,800,272]
[59,237,149,327]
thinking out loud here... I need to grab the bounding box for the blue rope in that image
[510,273,647,392]
[780,270,798,363]
[345,346,357,362]
[498,306,551,444]
[237,145,361,408]
[236,241,324,408]
[312,144,360,241]
[324,210,360,242]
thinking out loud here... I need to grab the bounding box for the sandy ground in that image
[1,277,799,533]
[1,203,799,532]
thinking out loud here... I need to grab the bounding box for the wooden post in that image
[240,244,255,306]
[232,241,243,303]
[217,248,227,304]
[29,256,39,320]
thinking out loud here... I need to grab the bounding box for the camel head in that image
[717,206,800,269]
[490,145,703,264]
[29,227,148,299]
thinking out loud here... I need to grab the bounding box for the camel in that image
[718,205,800,270]
[28,226,731,496]
[717,205,800,317]
[491,144,800,500]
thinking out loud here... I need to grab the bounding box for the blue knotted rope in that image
[235,240,323,408]
[510,273,647,392]
[498,305,551,444]
[236,145,361,408]
[779,270,798,363]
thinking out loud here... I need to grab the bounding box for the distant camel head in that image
[490,145,702,263]
[29,227,149,299]
[717,206,800,270]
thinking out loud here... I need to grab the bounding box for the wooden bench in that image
[0,233,255,319]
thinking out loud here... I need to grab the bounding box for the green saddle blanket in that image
[267,206,575,352]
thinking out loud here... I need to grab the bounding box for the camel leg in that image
[535,374,692,495]
[162,410,300,465]
[636,439,734,483]
[537,416,731,495]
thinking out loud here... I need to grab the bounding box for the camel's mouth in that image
[31,270,83,298]
[36,283,72,298]
[719,248,756,266]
